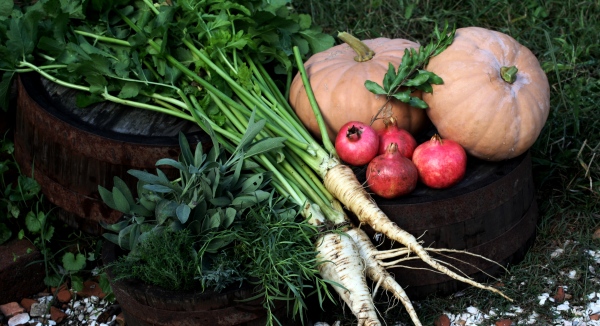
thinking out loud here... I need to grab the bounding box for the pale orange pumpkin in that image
[422,27,550,161]
[289,33,429,141]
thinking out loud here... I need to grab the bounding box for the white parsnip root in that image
[316,232,381,326]
[346,227,423,326]
[323,164,512,302]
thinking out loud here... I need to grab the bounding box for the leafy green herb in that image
[364,23,455,113]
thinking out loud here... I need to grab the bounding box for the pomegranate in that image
[335,121,379,166]
[412,134,467,189]
[377,117,417,159]
[366,143,418,198]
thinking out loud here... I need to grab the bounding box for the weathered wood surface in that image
[14,73,209,234]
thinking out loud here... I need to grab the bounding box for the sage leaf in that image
[112,187,131,213]
[176,203,191,224]
[113,176,136,207]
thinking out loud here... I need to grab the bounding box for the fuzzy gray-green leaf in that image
[112,187,131,213]
[176,204,191,224]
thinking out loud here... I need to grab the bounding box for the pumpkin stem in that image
[500,66,518,84]
[337,32,375,62]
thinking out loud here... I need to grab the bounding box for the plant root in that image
[346,227,423,326]
[316,232,381,326]
[323,164,513,302]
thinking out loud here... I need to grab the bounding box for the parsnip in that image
[323,164,512,301]
[316,231,381,326]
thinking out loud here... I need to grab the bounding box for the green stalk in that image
[18,61,89,92]
[291,47,336,155]
[13,64,67,73]
[74,30,132,47]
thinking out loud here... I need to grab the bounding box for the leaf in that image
[245,137,286,158]
[383,63,396,91]
[405,71,433,87]
[299,26,335,54]
[178,132,194,167]
[0,1,13,18]
[222,207,236,228]
[0,223,12,245]
[98,185,116,210]
[391,90,411,102]
[236,115,265,152]
[364,80,387,95]
[6,12,39,59]
[231,190,270,208]
[76,93,104,108]
[408,97,429,109]
[155,158,186,172]
[241,174,265,193]
[70,275,84,292]
[62,252,86,272]
[143,184,174,193]
[155,199,178,224]
[25,211,41,233]
[112,187,131,213]
[118,82,142,99]
[202,211,221,231]
[44,275,62,288]
[209,196,231,207]
[0,72,15,112]
[85,74,108,94]
[176,203,191,224]
[100,219,131,233]
[113,176,136,207]
[10,175,40,201]
[128,169,162,184]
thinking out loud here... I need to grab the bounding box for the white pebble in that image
[557,301,571,311]
[466,306,480,314]
[7,313,30,326]
[569,270,578,279]
[552,248,565,258]
[539,293,550,305]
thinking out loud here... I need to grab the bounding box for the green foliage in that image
[99,117,284,255]
[0,135,44,245]
[294,0,600,324]
[364,23,455,110]
[0,135,95,290]
[234,201,326,326]
[0,0,335,112]
[110,228,207,291]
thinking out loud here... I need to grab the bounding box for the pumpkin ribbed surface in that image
[423,27,550,161]
[289,37,428,141]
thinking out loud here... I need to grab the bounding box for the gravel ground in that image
[4,247,599,326]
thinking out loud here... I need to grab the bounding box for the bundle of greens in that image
[0,1,510,325]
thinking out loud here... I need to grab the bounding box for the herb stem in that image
[17,61,90,92]
[292,46,336,154]
[74,30,132,47]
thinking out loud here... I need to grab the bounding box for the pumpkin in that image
[289,33,429,141]
[422,27,550,161]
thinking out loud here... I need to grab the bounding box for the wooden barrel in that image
[102,241,295,326]
[14,73,211,235]
[0,78,17,138]
[352,149,538,299]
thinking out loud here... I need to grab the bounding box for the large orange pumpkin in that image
[289,33,429,141]
[423,27,550,161]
